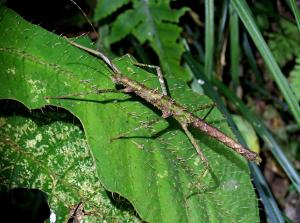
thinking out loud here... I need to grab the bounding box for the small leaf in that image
[232,115,261,154]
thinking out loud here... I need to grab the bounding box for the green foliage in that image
[213,77,300,193]
[0,110,141,222]
[93,0,189,80]
[290,57,300,101]
[184,53,287,223]
[232,0,300,126]
[251,1,275,30]
[268,19,300,67]
[286,0,300,32]
[94,0,129,21]
[0,6,259,223]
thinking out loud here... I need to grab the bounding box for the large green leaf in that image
[0,6,259,222]
[0,107,141,222]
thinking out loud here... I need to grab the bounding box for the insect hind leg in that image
[180,123,210,177]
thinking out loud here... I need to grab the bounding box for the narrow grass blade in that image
[129,37,151,64]
[231,0,300,126]
[205,0,214,77]
[242,32,263,85]
[213,79,300,193]
[229,4,240,89]
[244,80,288,111]
[216,0,229,52]
[185,24,205,62]
[286,0,300,32]
[249,164,285,223]
[183,52,284,223]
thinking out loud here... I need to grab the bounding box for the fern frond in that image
[268,19,300,66]
[94,0,189,79]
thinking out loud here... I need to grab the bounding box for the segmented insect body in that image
[113,74,261,164]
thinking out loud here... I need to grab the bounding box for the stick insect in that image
[50,0,261,176]
[51,37,261,176]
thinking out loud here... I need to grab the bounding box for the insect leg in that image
[45,88,128,100]
[191,103,216,121]
[192,102,215,113]
[110,117,164,142]
[126,56,168,96]
[201,104,215,121]
[180,123,209,177]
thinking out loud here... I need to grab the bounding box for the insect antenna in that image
[68,0,97,37]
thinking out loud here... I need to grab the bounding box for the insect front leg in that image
[44,88,131,100]
[125,54,168,96]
